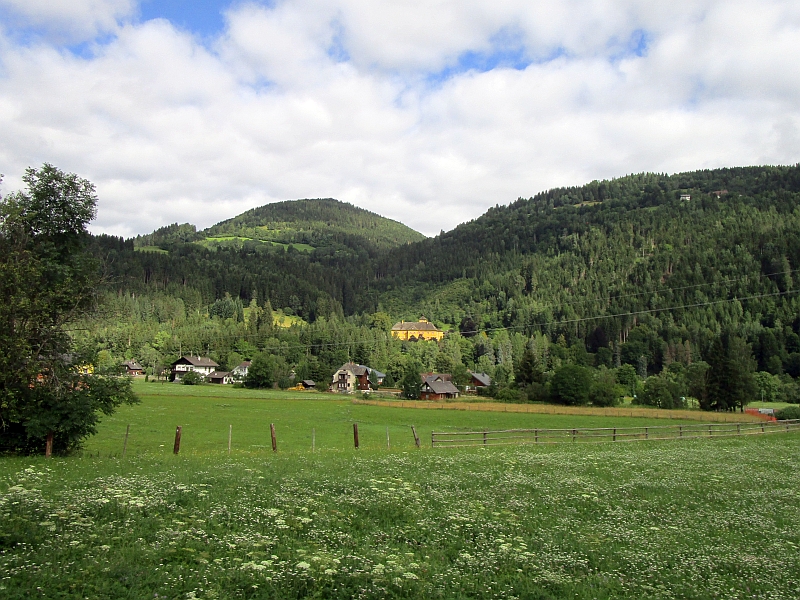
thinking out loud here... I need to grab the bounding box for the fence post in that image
[173,426,182,454]
[645,427,648,440]
[613,428,616,442]
[761,423,765,433]
[411,426,420,448]
[572,428,577,443]
[679,426,683,438]
[353,423,359,449]
[228,425,232,455]
[45,432,53,459]
[270,423,277,452]
[737,423,740,435]
[483,430,488,446]
[708,425,712,437]
[535,429,538,443]
[122,424,130,458]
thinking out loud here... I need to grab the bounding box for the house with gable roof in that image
[390,317,444,341]
[420,374,460,400]
[170,356,219,382]
[331,362,385,393]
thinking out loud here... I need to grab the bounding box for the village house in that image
[122,360,144,376]
[332,362,370,393]
[331,363,384,393]
[420,374,460,400]
[390,317,445,341]
[170,356,219,382]
[465,371,492,393]
[231,361,251,381]
[207,370,234,384]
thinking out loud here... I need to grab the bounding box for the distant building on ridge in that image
[391,317,444,341]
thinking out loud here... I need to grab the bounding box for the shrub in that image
[775,406,800,420]
[495,387,523,403]
[641,376,674,408]
[550,365,592,406]
[590,370,621,407]
[181,371,203,385]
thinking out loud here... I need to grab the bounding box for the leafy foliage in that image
[0,165,137,454]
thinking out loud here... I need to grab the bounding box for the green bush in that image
[641,376,674,409]
[181,370,203,385]
[551,365,592,406]
[775,406,800,420]
[495,387,523,403]
[590,375,621,407]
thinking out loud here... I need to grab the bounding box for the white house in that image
[170,356,219,381]
[231,361,251,381]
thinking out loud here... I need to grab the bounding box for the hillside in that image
[134,198,425,255]
[90,164,800,383]
[373,166,800,337]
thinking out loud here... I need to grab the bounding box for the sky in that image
[0,1,799,238]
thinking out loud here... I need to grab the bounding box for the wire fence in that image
[431,419,800,448]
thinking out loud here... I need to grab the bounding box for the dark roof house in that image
[122,360,144,375]
[421,374,460,400]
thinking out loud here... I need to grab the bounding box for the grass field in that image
[81,382,716,457]
[1,385,799,599]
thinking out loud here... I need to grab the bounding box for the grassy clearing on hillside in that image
[1,434,798,599]
[82,383,710,457]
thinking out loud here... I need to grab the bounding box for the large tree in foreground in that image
[0,165,137,454]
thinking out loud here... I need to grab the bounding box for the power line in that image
[141,287,800,353]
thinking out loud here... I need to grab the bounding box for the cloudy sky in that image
[1,0,799,237]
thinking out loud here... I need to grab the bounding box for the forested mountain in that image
[134,198,425,255]
[86,164,800,406]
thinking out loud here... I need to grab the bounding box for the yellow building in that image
[391,317,444,341]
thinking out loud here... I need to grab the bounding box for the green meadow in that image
[83,382,709,457]
[1,384,799,599]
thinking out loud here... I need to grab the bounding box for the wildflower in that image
[296,561,310,570]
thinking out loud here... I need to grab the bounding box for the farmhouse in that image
[465,371,492,393]
[122,360,144,376]
[421,374,460,400]
[332,362,370,393]
[170,356,219,382]
[331,362,387,393]
[390,317,444,341]
[231,361,251,381]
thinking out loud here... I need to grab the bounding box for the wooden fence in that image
[353,398,767,423]
[431,419,800,448]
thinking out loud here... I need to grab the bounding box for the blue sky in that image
[0,0,798,238]
[138,0,231,37]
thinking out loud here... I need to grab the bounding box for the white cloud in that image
[0,0,799,238]
[0,0,134,39]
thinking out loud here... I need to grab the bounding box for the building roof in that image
[207,370,231,378]
[422,372,452,382]
[301,380,316,387]
[470,372,492,386]
[338,362,369,376]
[423,377,460,395]
[123,360,143,370]
[368,368,386,379]
[172,356,219,368]
[391,318,442,332]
